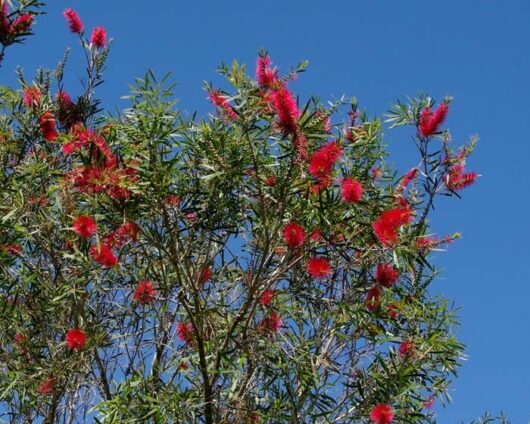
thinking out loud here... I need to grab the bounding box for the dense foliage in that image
[0,3,487,423]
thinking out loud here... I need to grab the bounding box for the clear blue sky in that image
[2,0,529,421]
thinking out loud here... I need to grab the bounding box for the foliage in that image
[0,6,483,424]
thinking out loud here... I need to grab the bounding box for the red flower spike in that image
[306,257,331,278]
[375,263,399,287]
[271,85,299,134]
[199,266,213,285]
[10,13,33,34]
[91,26,107,48]
[419,102,449,137]
[373,206,413,247]
[308,141,343,178]
[265,176,277,187]
[399,339,415,357]
[258,289,274,306]
[72,215,97,238]
[23,86,41,108]
[282,222,305,248]
[208,90,238,121]
[177,322,194,344]
[134,281,156,304]
[365,286,381,312]
[370,403,394,424]
[63,9,83,34]
[396,168,418,195]
[65,328,87,350]
[164,194,181,207]
[256,54,278,88]
[90,243,118,267]
[259,312,282,333]
[38,378,56,396]
[39,111,58,141]
[341,177,363,203]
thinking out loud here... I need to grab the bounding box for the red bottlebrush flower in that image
[259,312,282,333]
[419,102,449,137]
[72,215,97,238]
[65,328,87,350]
[265,175,277,187]
[371,167,382,181]
[365,286,381,312]
[56,90,80,129]
[282,222,305,248]
[0,243,22,256]
[315,111,332,133]
[445,164,478,191]
[399,339,415,357]
[308,141,343,178]
[38,378,55,396]
[375,263,399,287]
[186,212,197,221]
[387,303,399,319]
[372,206,413,247]
[91,26,107,48]
[177,322,193,344]
[256,54,278,88]
[0,1,9,34]
[23,86,41,108]
[396,168,418,195]
[423,396,435,409]
[271,85,299,134]
[14,332,26,346]
[63,9,83,33]
[341,177,363,203]
[293,131,308,159]
[10,13,33,33]
[39,111,58,141]
[164,194,181,207]
[134,280,156,304]
[208,90,238,121]
[370,403,394,424]
[199,266,213,285]
[310,228,322,242]
[89,243,118,267]
[258,289,274,306]
[307,257,331,278]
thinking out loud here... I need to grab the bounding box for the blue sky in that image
[2,0,529,421]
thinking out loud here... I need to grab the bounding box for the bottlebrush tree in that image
[0,5,481,424]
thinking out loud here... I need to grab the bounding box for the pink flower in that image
[65,328,87,350]
[307,257,331,278]
[375,263,399,287]
[72,215,97,238]
[370,403,394,424]
[63,9,83,34]
[341,177,363,203]
[91,27,107,48]
[134,281,156,304]
[266,175,277,187]
[283,222,305,248]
